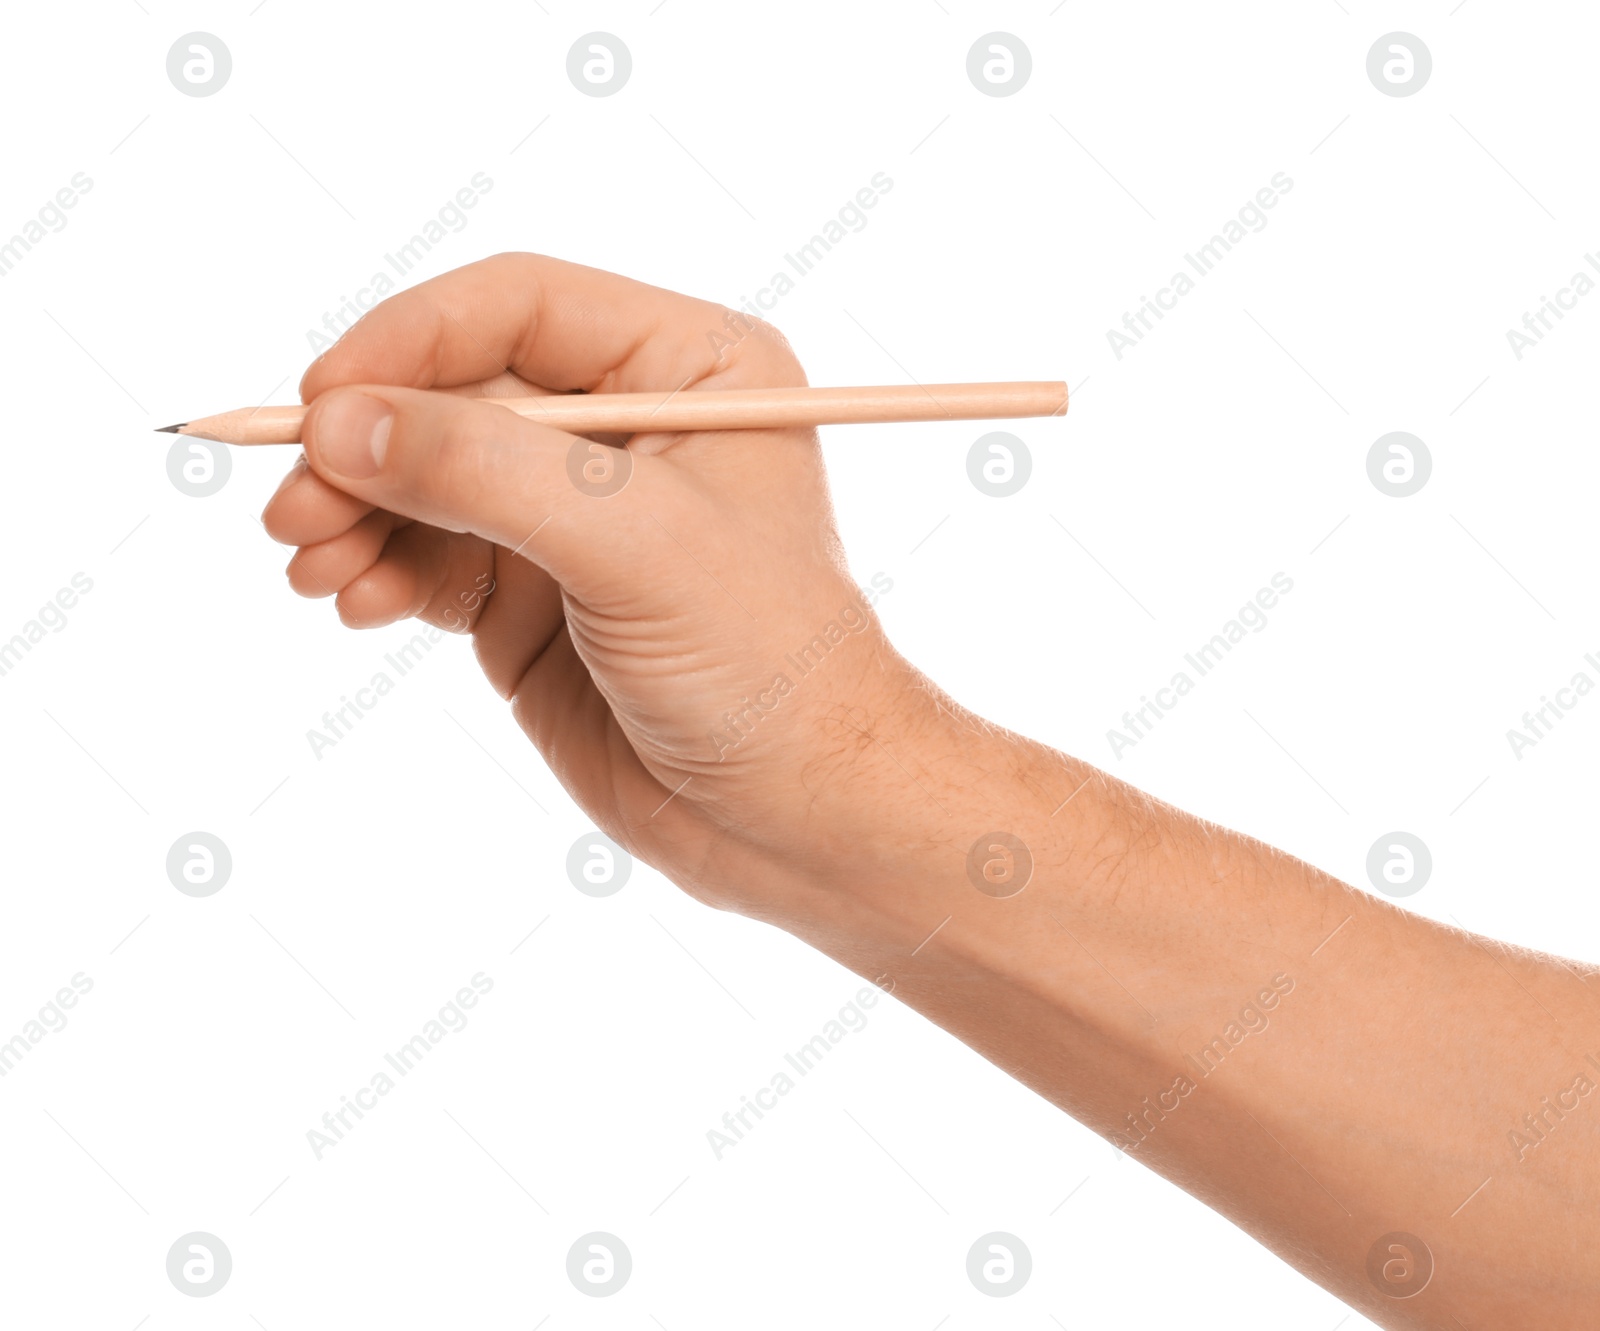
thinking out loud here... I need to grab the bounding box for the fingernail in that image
[313,392,392,479]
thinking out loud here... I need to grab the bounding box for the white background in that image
[1,1,1594,1325]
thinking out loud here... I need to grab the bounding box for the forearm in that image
[747,669,1600,1326]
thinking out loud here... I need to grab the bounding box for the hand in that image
[262,253,915,916]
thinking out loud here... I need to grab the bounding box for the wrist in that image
[740,656,1098,955]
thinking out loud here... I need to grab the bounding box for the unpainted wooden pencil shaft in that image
[170,382,1069,445]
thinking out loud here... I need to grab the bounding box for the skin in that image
[264,253,1600,1325]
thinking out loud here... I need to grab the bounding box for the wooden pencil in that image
[157,381,1068,445]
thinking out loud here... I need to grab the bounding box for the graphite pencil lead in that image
[154,423,186,433]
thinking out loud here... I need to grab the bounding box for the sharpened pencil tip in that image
[155,423,186,433]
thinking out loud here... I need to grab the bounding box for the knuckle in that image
[706,308,804,385]
[484,250,546,285]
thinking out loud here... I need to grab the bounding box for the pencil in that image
[156,381,1068,445]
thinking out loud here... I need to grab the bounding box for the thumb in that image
[302,384,646,585]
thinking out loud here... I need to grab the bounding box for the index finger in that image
[299,252,802,403]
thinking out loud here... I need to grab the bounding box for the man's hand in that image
[263,253,912,916]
